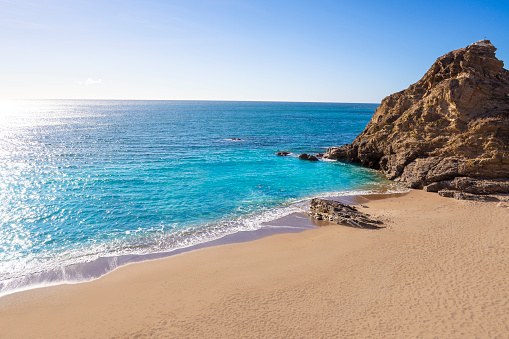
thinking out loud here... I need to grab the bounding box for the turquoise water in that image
[0,100,398,295]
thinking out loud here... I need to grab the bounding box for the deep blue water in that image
[0,100,400,295]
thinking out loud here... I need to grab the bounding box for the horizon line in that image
[0,98,381,105]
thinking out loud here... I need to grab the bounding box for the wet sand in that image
[1,190,508,338]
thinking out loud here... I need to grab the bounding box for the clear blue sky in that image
[1,0,508,102]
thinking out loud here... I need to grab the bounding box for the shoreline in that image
[0,210,316,299]
[0,187,407,299]
[2,189,508,337]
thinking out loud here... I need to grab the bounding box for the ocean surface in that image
[0,100,403,296]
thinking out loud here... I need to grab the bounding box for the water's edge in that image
[0,187,409,299]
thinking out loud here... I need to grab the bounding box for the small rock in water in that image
[299,153,318,161]
[229,138,242,141]
[276,151,290,156]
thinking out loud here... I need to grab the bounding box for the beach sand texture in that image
[1,190,508,338]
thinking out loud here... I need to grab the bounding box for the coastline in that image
[2,189,508,337]
[0,184,404,299]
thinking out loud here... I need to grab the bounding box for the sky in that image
[1,0,508,103]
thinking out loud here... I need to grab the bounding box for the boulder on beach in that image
[309,198,383,229]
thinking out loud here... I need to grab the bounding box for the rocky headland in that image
[325,40,509,199]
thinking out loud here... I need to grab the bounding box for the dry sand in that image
[1,190,508,338]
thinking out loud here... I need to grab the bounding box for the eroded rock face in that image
[326,40,509,192]
[423,177,509,194]
[437,190,503,202]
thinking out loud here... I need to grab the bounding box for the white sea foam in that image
[0,204,302,298]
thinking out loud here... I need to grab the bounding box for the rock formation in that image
[276,151,290,156]
[299,153,319,161]
[325,40,509,195]
[309,198,383,229]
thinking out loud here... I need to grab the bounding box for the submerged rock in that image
[276,151,290,156]
[325,40,509,195]
[299,153,319,161]
[309,198,383,229]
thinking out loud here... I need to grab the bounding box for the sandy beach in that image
[1,189,508,338]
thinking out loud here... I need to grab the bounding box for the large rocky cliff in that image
[326,40,509,195]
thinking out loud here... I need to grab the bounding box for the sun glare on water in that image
[0,100,32,121]
[0,100,63,130]
[0,99,24,112]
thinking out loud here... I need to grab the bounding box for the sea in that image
[0,100,405,297]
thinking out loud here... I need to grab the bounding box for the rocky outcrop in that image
[325,40,509,194]
[423,177,509,194]
[309,198,383,229]
[437,190,503,202]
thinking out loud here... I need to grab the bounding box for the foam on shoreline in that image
[0,185,408,299]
